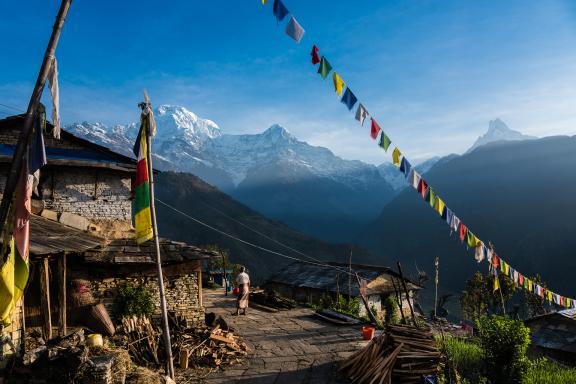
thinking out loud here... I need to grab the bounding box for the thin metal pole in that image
[145,118,175,380]
[0,0,72,237]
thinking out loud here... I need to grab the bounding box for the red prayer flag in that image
[417,179,427,198]
[518,273,524,286]
[459,223,468,243]
[370,118,381,139]
[311,45,320,65]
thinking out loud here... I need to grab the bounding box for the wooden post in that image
[354,273,379,325]
[179,348,190,369]
[391,277,406,324]
[0,0,72,236]
[143,96,175,380]
[396,262,418,328]
[57,253,66,337]
[40,258,52,340]
[197,266,203,308]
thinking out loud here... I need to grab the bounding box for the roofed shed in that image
[264,261,420,320]
[524,309,576,365]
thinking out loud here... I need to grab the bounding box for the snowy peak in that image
[154,105,221,146]
[261,124,296,142]
[467,118,536,153]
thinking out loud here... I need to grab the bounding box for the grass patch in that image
[526,358,576,384]
[438,336,485,384]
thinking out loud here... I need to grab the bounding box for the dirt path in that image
[179,288,368,383]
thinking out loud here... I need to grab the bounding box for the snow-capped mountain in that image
[467,118,536,153]
[65,105,397,242]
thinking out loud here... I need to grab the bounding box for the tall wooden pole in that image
[396,262,418,328]
[348,248,352,301]
[144,102,175,380]
[0,0,72,236]
[434,257,439,318]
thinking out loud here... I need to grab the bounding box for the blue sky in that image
[1,0,576,164]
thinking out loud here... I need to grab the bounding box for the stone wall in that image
[73,264,204,327]
[0,298,23,369]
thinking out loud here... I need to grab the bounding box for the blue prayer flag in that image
[285,16,305,43]
[340,88,357,111]
[273,0,289,23]
[29,114,47,174]
[399,157,412,178]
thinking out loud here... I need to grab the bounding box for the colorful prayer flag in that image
[262,0,267,4]
[400,157,412,178]
[0,235,16,326]
[47,57,61,139]
[451,215,460,233]
[340,88,358,110]
[285,16,305,43]
[434,197,445,216]
[133,111,154,244]
[417,179,428,198]
[332,72,345,96]
[370,118,381,140]
[474,243,485,263]
[493,273,500,292]
[318,56,332,79]
[378,131,391,151]
[311,45,320,65]
[355,103,368,126]
[392,147,401,167]
[466,230,480,248]
[426,188,436,208]
[273,0,289,22]
[411,170,421,190]
[459,223,468,243]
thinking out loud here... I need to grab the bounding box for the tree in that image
[524,274,546,318]
[486,273,517,315]
[460,272,488,321]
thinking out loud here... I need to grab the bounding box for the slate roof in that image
[2,214,217,264]
[0,114,137,172]
[266,261,420,296]
[524,309,576,354]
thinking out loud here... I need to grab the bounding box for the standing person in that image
[235,266,250,316]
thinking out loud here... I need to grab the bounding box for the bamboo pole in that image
[58,253,67,336]
[40,258,52,340]
[355,273,379,325]
[396,262,418,328]
[143,98,175,380]
[0,0,72,236]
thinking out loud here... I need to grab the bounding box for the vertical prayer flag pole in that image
[0,0,71,237]
[140,92,175,380]
[434,257,439,318]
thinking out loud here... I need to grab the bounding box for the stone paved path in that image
[180,289,368,383]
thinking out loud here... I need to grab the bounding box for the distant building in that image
[0,115,216,366]
[263,261,420,320]
[524,308,576,365]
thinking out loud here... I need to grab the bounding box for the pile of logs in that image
[249,290,296,312]
[172,325,249,369]
[121,316,160,367]
[340,324,440,384]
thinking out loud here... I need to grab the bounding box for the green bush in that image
[438,336,486,384]
[525,358,576,384]
[383,296,398,324]
[476,315,531,384]
[115,283,155,318]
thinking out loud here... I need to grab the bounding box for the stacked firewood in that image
[121,316,160,367]
[172,324,250,369]
[340,324,440,384]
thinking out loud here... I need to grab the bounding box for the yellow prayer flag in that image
[493,274,500,292]
[332,72,345,96]
[547,291,553,302]
[392,148,402,167]
[504,263,510,275]
[0,237,16,326]
[435,198,445,216]
[262,0,267,4]
[527,279,533,292]
[566,298,571,308]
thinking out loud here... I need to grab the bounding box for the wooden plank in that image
[40,258,52,340]
[57,253,66,337]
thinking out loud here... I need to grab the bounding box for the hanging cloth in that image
[444,207,453,226]
[273,0,289,22]
[417,179,428,198]
[474,242,485,263]
[400,157,412,178]
[355,103,368,126]
[434,197,445,216]
[451,215,461,233]
[370,118,381,140]
[340,88,358,110]
[311,45,320,65]
[466,230,480,248]
[47,57,61,139]
[459,223,468,243]
[285,16,305,43]
[378,131,391,152]
[262,0,267,5]
[332,72,346,96]
[318,56,332,79]
[493,272,500,292]
[411,170,421,190]
[392,147,402,167]
[426,188,436,208]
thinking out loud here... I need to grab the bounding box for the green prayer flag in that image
[318,56,332,79]
[378,132,391,152]
[426,188,436,207]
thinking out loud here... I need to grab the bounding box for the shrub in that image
[383,296,398,324]
[115,283,155,318]
[476,315,530,384]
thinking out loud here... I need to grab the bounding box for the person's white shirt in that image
[236,272,250,285]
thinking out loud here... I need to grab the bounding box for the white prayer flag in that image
[355,103,368,126]
[47,57,61,139]
[285,17,305,43]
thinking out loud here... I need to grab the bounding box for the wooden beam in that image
[57,253,66,337]
[40,258,52,340]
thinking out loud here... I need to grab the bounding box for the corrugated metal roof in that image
[266,261,419,296]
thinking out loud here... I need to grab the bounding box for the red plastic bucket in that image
[232,287,240,295]
[362,326,375,340]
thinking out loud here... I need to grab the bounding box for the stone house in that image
[263,261,420,320]
[0,114,216,367]
[524,308,576,365]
